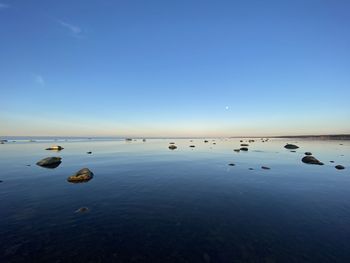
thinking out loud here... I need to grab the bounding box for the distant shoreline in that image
[1,134,350,140]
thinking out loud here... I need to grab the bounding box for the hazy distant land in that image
[273,134,350,140]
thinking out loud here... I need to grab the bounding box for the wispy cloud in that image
[34,75,45,86]
[58,20,83,37]
[0,3,10,9]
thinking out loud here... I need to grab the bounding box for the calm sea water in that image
[0,138,349,263]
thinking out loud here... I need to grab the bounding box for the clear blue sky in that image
[1,0,350,137]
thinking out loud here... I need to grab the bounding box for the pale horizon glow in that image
[1,1,350,137]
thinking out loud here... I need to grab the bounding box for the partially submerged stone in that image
[46,145,64,151]
[240,147,248,151]
[302,156,324,165]
[189,145,195,148]
[67,168,94,183]
[168,145,177,150]
[36,157,62,168]
[240,143,249,146]
[228,163,235,166]
[261,166,271,170]
[204,140,209,143]
[284,144,299,149]
[233,149,240,152]
[87,151,92,154]
[304,152,312,156]
[335,165,345,170]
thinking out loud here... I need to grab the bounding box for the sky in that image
[1,0,350,137]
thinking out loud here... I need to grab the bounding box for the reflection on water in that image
[0,138,349,262]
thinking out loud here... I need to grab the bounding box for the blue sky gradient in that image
[1,0,350,136]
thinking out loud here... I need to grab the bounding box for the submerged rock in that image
[75,207,89,213]
[189,145,196,148]
[87,151,92,154]
[302,156,324,165]
[204,140,209,143]
[168,145,177,150]
[228,163,235,166]
[330,161,335,163]
[335,165,345,170]
[233,149,240,152]
[240,143,249,146]
[240,147,248,151]
[36,157,62,168]
[304,152,312,156]
[67,168,94,183]
[284,144,299,149]
[142,139,146,142]
[261,166,271,170]
[46,145,64,151]
[169,142,175,144]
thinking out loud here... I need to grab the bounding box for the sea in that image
[0,137,349,262]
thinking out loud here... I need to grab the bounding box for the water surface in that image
[0,138,349,262]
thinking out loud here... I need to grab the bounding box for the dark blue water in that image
[0,138,349,262]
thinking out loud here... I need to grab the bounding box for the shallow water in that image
[0,138,349,262]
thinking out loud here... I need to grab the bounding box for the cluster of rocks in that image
[36,155,94,183]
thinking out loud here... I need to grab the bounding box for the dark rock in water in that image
[335,165,345,170]
[213,142,216,145]
[189,145,195,148]
[290,150,296,153]
[36,157,62,168]
[67,168,93,183]
[304,152,312,156]
[169,142,175,144]
[125,138,132,141]
[240,143,249,146]
[0,180,3,183]
[26,164,31,166]
[75,207,89,213]
[233,149,240,152]
[87,151,92,154]
[142,139,146,142]
[240,140,243,142]
[240,147,248,151]
[204,140,209,143]
[46,145,64,151]
[330,161,335,163]
[249,168,254,170]
[249,139,255,143]
[261,166,270,170]
[284,144,299,149]
[168,145,177,150]
[302,156,324,165]
[228,163,235,166]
